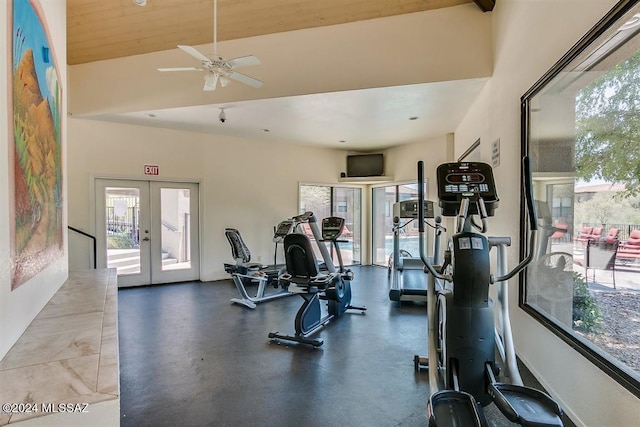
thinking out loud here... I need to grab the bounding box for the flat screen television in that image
[346,154,384,177]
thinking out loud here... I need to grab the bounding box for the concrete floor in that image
[118,266,575,427]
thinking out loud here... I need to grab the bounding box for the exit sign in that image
[144,164,159,175]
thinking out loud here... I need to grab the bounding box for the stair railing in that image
[68,226,97,269]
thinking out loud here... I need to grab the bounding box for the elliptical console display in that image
[436,162,499,217]
[321,217,345,241]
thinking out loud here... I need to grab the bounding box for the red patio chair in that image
[575,226,593,243]
[589,227,603,241]
[604,227,620,244]
[616,229,640,262]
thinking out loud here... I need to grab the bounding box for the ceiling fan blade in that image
[203,73,218,91]
[157,67,201,72]
[225,55,261,69]
[229,71,263,88]
[178,45,212,63]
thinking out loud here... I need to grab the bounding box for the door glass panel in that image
[398,183,422,258]
[372,183,426,266]
[299,185,331,260]
[372,186,396,266]
[160,188,191,271]
[105,187,140,275]
[333,187,362,265]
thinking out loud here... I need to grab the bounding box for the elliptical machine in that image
[416,158,564,426]
[268,214,366,347]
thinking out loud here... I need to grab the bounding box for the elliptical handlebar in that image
[417,156,538,283]
[418,161,450,281]
[491,156,538,283]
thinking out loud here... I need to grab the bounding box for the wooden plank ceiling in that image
[67,0,478,65]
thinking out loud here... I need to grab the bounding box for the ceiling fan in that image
[157,0,263,91]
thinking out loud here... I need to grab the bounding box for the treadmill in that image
[388,199,442,302]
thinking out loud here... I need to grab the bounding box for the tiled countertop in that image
[0,269,119,425]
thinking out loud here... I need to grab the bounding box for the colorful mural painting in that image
[10,0,63,290]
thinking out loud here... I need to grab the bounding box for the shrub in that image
[107,234,136,249]
[572,272,602,333]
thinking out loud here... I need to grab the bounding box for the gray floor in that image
[118,266,575,427]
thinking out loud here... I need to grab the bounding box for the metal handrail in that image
[68,226,97,269]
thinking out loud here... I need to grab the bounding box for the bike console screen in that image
[436,162,499,217]
[322,217,345,241]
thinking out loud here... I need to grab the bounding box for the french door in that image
[95,179,200,287]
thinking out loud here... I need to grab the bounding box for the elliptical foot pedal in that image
[489,383,563,427]
[427,390,487,427]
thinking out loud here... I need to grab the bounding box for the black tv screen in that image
[347,154,383,177]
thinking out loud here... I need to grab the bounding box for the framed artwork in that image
[9,0,63,290]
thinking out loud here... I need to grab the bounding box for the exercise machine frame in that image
[224,214,319,309]
[388,199,444,302]
[268,214,366,347]
[415,158,564,426]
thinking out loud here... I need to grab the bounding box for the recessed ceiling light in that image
[409,116,418,120]
[132,0,147,6]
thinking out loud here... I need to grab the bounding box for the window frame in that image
[520,0,640,398]
[370,181,427,267]
[298,183,363,265]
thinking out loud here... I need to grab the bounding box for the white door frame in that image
[92,176,201,287]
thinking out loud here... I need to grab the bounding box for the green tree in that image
[574,191,640,226]
[575,50,640,195]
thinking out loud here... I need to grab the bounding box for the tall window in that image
[371,183,426,266]
[522,0,640,397]
[299,185,362,265]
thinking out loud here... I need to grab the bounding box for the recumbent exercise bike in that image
[269,215,366,347]
[415,158,565,427]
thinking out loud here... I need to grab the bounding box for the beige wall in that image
[68,118,451,279]
[7,0,637,424]
[454,0,640,426]
[0,0,68,360]
[68,119,348,280]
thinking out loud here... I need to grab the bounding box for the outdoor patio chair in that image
[589,227,603,241]
[575,226,593,243]
[550,223,569,241]
[603,227,620,244]
[616,229,640,262]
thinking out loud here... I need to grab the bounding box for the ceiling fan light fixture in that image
[157,0,262,91]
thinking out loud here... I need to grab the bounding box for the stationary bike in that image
[268,215,366,347]
[415,158,564,426]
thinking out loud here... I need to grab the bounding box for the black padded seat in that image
[224,228,264,271]
[283,233,335,291]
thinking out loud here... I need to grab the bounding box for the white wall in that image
[67,118,346,281]
[455,1,640,425]
[0,0,68,361]
[63,1,640,424]
[68,119,454,277]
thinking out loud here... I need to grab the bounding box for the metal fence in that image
[106,206,140,246]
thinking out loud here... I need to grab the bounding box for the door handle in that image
[142,237,150,241]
